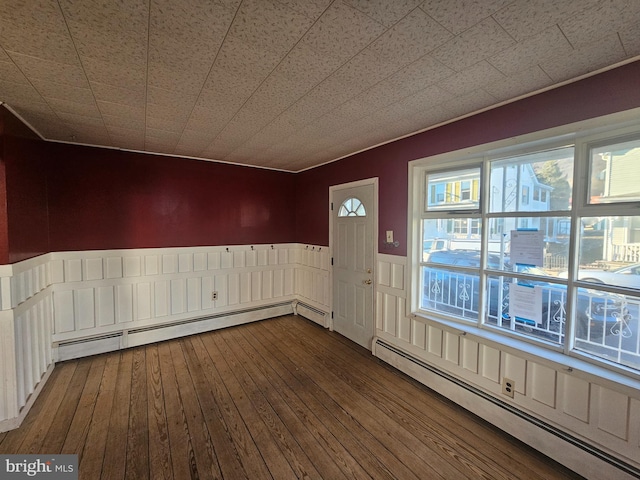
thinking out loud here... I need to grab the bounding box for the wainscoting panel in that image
[374,254,640,479]
[1,243,331,433]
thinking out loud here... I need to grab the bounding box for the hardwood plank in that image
[180,337,249,479]
[157,341,199,480]
[254,320,436,480]
[238,322,409,480]
[198,333,298,479]
[78,352,121,478]
[146,344,173,480]
[225,325,372,480]
[187,335,273,480]
[39,358,93,454]
[168,340,223,479]
[219,327,351,480]
[125,347,149,480]
[203,331,321,479]
[62,355,107,458]
[100,348,134,480]
[0,361,75,454]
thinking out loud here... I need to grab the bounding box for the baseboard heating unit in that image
[55,302,294,361]
[373,338,640,480]
[294,301,328,327]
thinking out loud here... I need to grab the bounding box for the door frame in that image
[328,177,379,342]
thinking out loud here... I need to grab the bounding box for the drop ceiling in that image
[1,0,639,172]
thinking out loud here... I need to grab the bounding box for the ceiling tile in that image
[58,112,105,129]
[90,82,146,108]
[484,65,553,101]
[343,0,423,27]
[30,80,95,105]
[0,59,30,84]
[329,48,400,92]
[493,0,600,42]
[393,55,454,87]
[195,88,248,117]
[146,116,187,133]
[81,56,146,90]
[214,36,284,83]
[488,25,573,76]
[150,0,234,44]
[103,115,145,132]
[0,0,78,64]
[559,0,640,48]
[9,53,88,88]
[619,20,640,56]
[300,2,388,62]
[274,44,344,86]
[183,107,231,135]
[439,88,496,118]
[276,0,332,20]
[368,7,453,66]
[46,98,102,118]
[540,34,627,82]
[97,101,145,123]
[106,125,145,139]
[420,0,513,35]
[229,0,314,56]
[67,21,147,66]
[432,17,515,71]
[438,61,505,96]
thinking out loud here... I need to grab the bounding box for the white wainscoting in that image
[374,253,640,480]
[0,255,54,433]
[0,243,330,432]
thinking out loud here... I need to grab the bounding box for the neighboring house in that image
[424,163,555,250]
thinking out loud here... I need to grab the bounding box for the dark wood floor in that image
[0,315,583,479]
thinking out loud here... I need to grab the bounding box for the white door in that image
[331,181,376,349]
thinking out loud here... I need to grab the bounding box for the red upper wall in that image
[0,107,49,264]
[295,61,640,255]
[45,143,296,252]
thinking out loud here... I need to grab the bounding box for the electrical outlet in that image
[211,291,218,301]
[502,378,515,398]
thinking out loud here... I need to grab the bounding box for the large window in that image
[412,125,640,375]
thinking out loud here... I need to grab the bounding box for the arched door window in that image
[338,197,366,217]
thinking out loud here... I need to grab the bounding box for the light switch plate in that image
[386,230,393,242]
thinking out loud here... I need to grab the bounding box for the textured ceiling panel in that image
[0,0,639,172]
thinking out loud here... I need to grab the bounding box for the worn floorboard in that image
[0,315,584,480]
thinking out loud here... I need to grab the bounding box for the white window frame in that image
[408,108,640,380]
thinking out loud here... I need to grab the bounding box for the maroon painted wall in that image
[295,61,640,256]
[0,107,50,264]
[45,143,296,252]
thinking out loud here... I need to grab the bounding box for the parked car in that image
[422,250,624,340]
[558,263,640,290]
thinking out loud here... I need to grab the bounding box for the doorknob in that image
[363,279,372,285]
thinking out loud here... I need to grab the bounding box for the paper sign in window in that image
[510,230,544,267]
[508,283,542,325]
